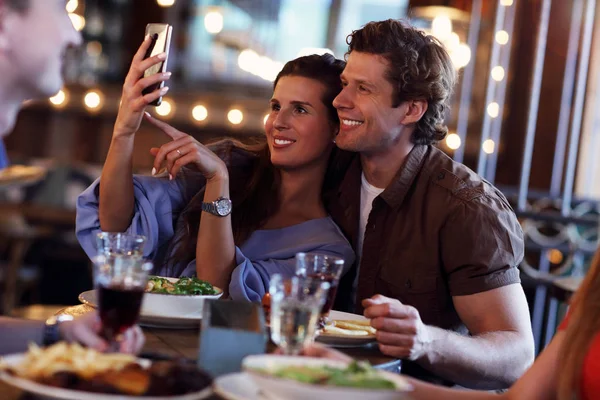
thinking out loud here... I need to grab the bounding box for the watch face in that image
[215,198,232,216]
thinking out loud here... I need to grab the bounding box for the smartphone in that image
[142,23,172,107]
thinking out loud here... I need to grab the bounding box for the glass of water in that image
[96,232,146,258]
[269,274,330,355]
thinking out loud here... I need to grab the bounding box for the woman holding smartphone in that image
[76,36,354,301]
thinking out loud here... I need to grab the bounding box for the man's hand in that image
[58,312,145,354]
[363,295,432,361]
[298,344,353,363]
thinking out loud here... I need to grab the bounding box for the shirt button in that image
[405,279,412,289]
[437,172,445,181]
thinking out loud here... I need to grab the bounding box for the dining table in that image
[1,304,402,400]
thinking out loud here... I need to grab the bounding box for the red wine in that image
[307,273,338,315]
[98,285,144,340]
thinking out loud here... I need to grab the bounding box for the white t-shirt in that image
[353,173,385,300]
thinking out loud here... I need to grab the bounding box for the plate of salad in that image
[242,355,412,400]
[79,276,222,329]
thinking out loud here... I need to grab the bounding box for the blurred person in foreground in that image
[324,19,533,388]
[0,0,144,354]
[305,246,600,399]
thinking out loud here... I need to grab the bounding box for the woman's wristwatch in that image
[201,197,232,217]
[42,315,74,346]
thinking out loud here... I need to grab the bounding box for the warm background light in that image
[227,109,243,125]
[204,11,224,34]
[431,15,452,41]
[84,90,102,110]
[451,43,471,69]
[445,133,461,150]
[66,0,78,13]
[491,66,505,82]
[69,13,85,32]
[49,90,68,107]
[495,30,509,45]
[547,249,564,264]
[192,105,208,121]
[482,139,496,154]
[500,0,514,5]
[263,114,269,125]
[155,99,173,117]
[156,0,176,7]
[487,102,500,118]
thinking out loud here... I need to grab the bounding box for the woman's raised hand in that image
[145,113,228,182]
[113,36,172,138]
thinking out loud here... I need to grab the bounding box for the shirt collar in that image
[380,144,429,210]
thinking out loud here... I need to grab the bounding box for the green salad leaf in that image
[146,276,217,296]
[266,361,396,390]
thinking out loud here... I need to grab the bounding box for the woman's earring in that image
[332,138,336,144]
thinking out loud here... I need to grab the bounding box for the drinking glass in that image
[96,232,146,259]
[295,252,344,318]
[269,274,330,355]
[94,232,150,352]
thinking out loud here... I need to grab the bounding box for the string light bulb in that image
[157,0,176,7]
[68,13,85,31]
[491,66,505,82]
[84,90,103,111]
[482,139,496,154]
[192,105,208,122]
[495,30,509,45]
[155,98,173,117]
[445,133,461,150]
[227,109,243,125]
[204,10,224,34]
[66,0,78,13]
[49,89,68,108]
[487,102,500,118]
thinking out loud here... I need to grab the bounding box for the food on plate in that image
[322,319,376,336]
[1,342,212,396]
[145,276,217,296]
[254,361,395,389]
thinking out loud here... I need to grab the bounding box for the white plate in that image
[242,355,412,400]
[0,353,212,400]
[78,279,222,329]
[213,373,261,400]
[0,165,46,186]
[316,310,377,347]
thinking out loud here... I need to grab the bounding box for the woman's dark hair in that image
[346,19,456,145]
[164,54,346,274]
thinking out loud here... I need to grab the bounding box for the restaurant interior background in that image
[1,0,599,356]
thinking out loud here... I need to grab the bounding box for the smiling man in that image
[326,19,534,389]
[0,0,144,355]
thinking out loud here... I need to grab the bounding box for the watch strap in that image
[43,315,73,346]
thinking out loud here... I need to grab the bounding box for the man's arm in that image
[364,284,534,389]
[0,317,44,355]
[417,284,534,389]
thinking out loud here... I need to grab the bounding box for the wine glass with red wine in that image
[295,253,344,322]
[94,232,151,352]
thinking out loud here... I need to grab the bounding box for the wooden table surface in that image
[1,304,401,399]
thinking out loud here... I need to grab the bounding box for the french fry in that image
[323,325,370,336]
[334,320,377,335]
[2,342,137,381]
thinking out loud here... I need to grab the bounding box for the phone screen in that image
[142,24,172,106]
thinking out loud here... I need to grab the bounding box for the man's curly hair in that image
[346,19,456,145]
